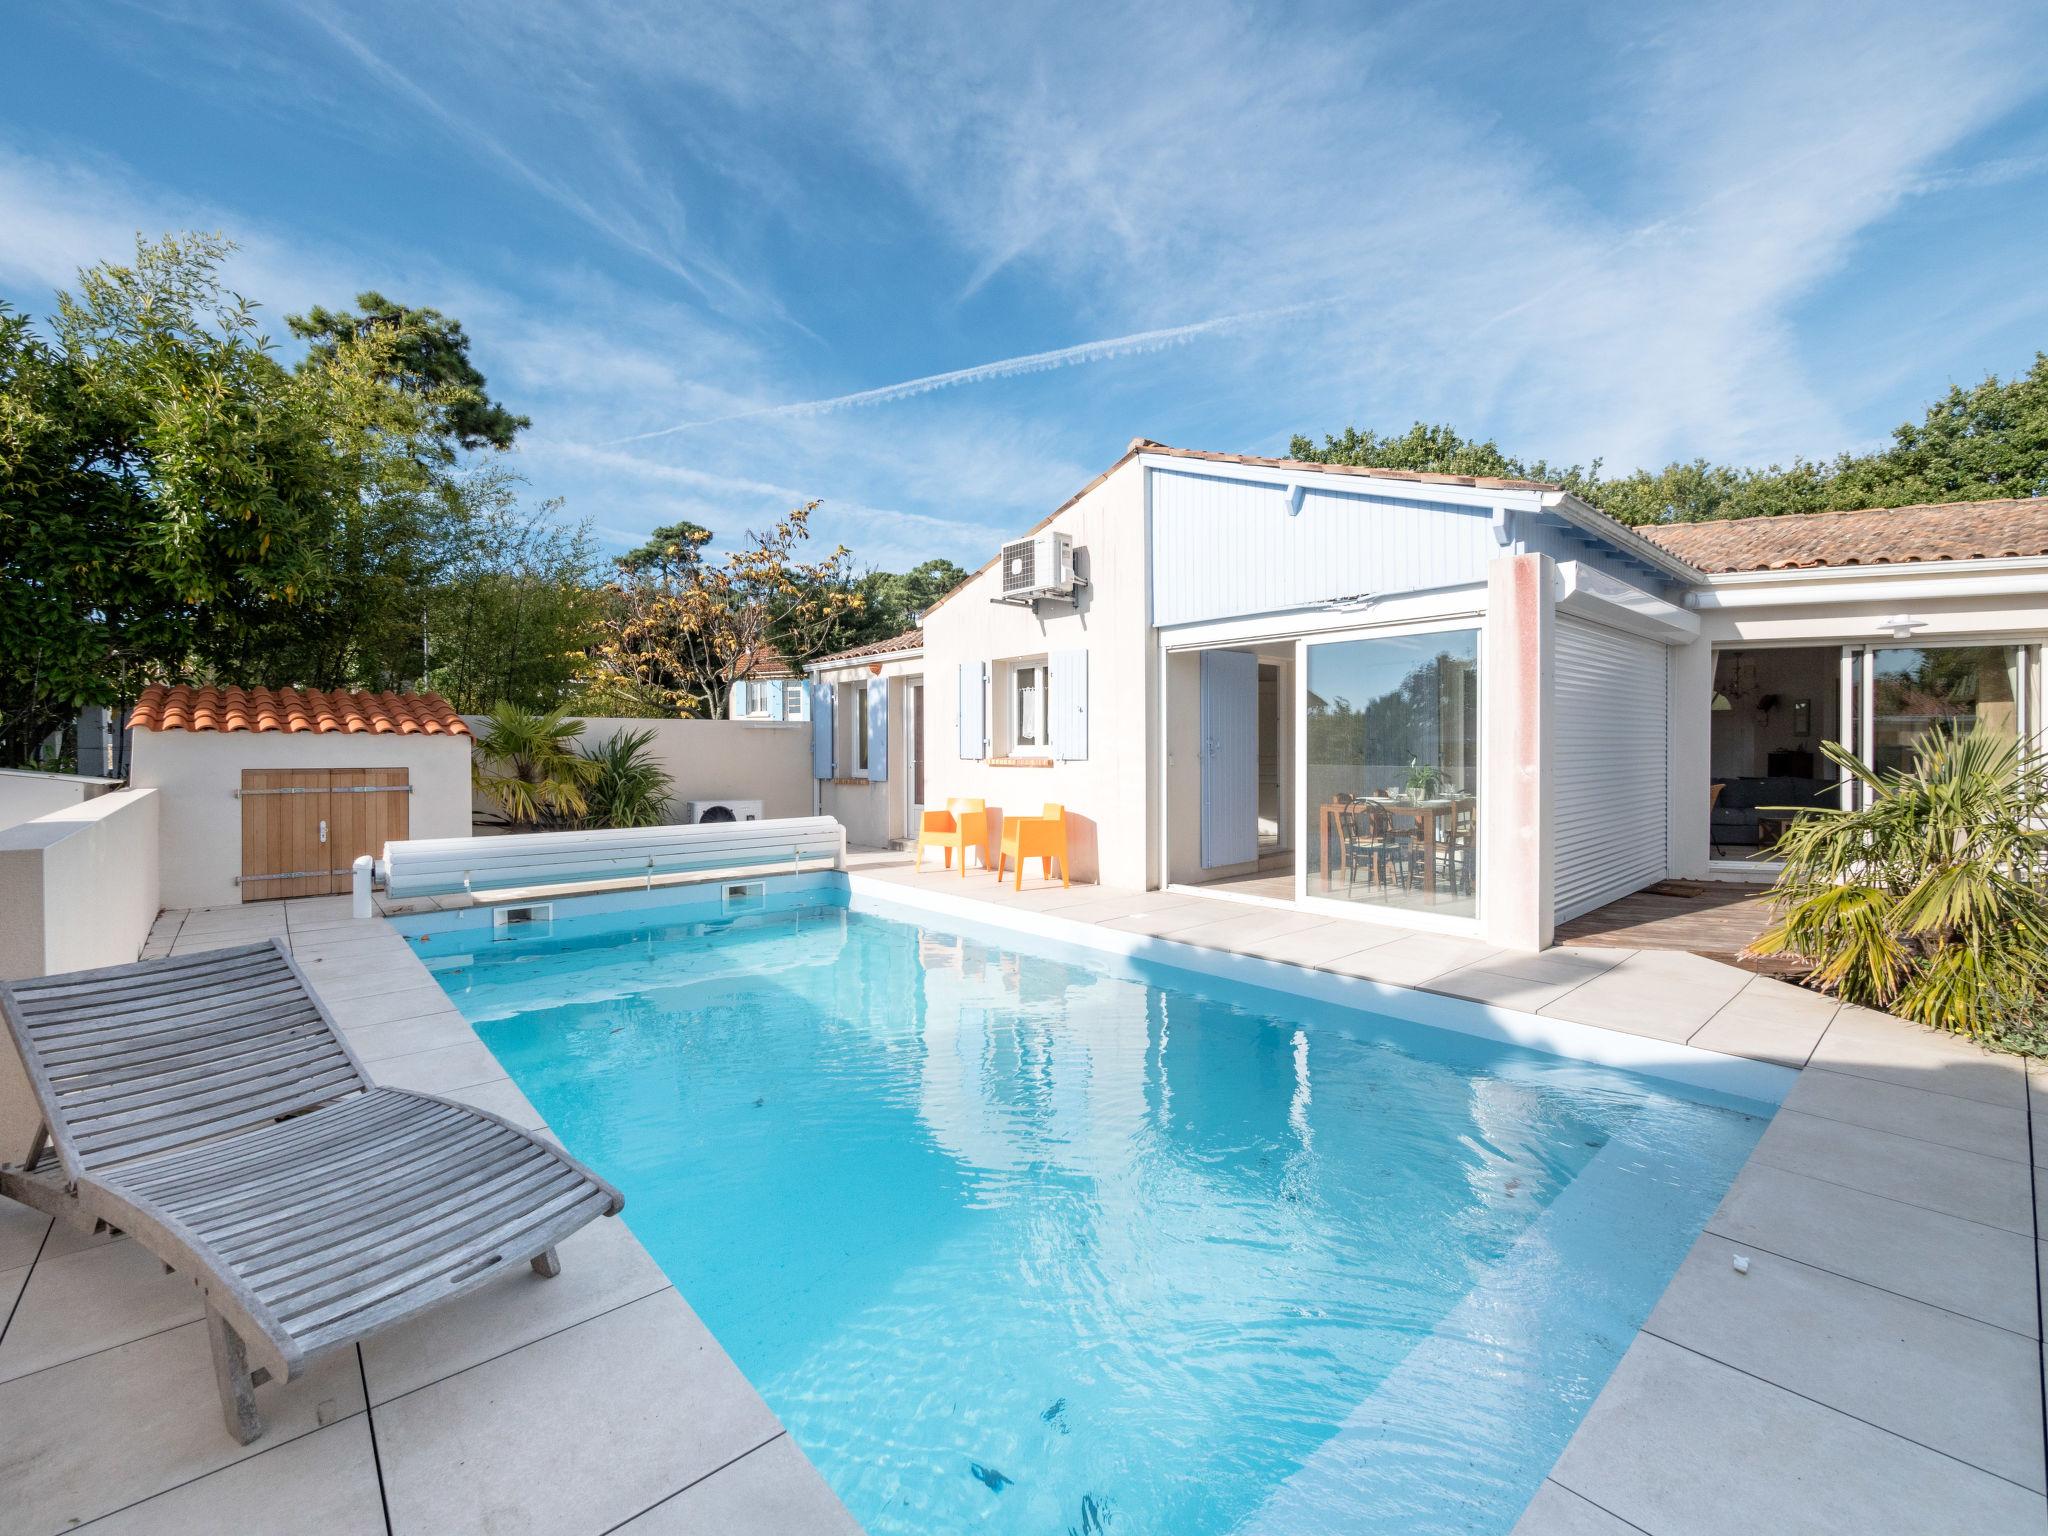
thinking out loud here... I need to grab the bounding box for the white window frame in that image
[736,680,770,718]
[783,680,805,718]
[1005,657,1050,754]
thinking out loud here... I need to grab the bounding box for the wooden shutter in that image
[1049,649,1089,761]
[958,663,987,760]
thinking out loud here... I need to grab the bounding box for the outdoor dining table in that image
[1318,795,1463,895]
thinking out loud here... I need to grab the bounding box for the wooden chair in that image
[914,796,991,875]
[995,803,1071,889]
[0,940,622,1445]
[1340,803,1412,895]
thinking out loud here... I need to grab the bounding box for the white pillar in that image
[351,855,376,920]
[1481,552,1554,951]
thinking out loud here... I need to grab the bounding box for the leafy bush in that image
[472,704,598,827]
[579,729,675,829]
[1750,728,2048,1046]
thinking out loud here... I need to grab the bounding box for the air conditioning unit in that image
[1000,531,1076,600]
[686,799,763,824]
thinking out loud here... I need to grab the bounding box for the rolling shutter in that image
[1554,617,1669,922]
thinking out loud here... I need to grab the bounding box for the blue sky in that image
[5,1,2047,572]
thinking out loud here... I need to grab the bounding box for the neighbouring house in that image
[128,684,473,910]
[804,628,926,849]
[724,647,812,722]
[886,438,2045,949]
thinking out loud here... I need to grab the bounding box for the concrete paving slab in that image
[0,1197,49,1270]
[174,906,287,938]
[433,1076,547,1130]
[615,1432,863,1535]
[0,1317,364,1534]
[1476,946,1630,987]
[364,1039,509,1096]
[1646,1234,2044,1490]
[1325,934,1500,987]
[1808,1005,2025,1107]
[325,982,466,1030]
[1750,1108,2033,1234]
[1548,1334,2046,1536]
[1425,963,1584,1013]
[1098,902,1245,938]
[1248,920,1397,967]
[360,1216,669,1404]
[1708,1161,2037,1335]
[339,1010,483,1064]
[1510,1481,1643,1535]
[74,1415,385,1536]
[0,1234,204,1383]
[1535,950,1751,1041]
[1784,1066,2029,1163]
[1685,973,1837,1068]
[38,1213,123,1261]
[373,1289,783,1536]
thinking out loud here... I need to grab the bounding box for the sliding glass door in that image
[1303,628,1479,917]
[1841,643,2032,806]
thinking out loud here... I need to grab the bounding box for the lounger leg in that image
[204,1304,264,1446]
[531,1246,562,1278]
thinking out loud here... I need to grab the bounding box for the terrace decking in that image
[2,864,2042,1535]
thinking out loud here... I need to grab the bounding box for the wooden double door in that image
[239,768,410,901]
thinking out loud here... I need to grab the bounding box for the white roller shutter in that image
[1554,617,1669,922]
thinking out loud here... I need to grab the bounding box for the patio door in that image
[239,768,409,901]
[1840,643,2031,808]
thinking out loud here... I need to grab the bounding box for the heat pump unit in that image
[686,798,763,824]
[1000,531,1076,600]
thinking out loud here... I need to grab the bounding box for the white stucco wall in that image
[920,457,1155,887]
[132,730,472,910]
[0,787,161,981]
[561,717,813,823]
[0,768,121,834]
[812,653,927,849]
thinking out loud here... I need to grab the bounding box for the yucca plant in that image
[472,703,600,827]
[579,728,676,829]
[1749,726,2048,1045]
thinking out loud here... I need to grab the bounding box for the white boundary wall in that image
[0,787,161,981]
[0,768,122,834]
[464,717,814,826]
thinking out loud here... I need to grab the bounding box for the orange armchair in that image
[915,797,992,876]
[996,803,1070,889]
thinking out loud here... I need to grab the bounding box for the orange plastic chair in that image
[915,797,991,876]
[996,803,1070,889]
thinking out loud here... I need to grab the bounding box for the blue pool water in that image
[409,895,1767,1536]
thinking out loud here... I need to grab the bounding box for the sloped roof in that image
[1131,439,1562,492]
[130,685,471,736]
[724,646,800,681]
[812,628,924,666]
[1640,498,2048,573]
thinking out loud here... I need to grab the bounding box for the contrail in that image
[607,304,1319,444]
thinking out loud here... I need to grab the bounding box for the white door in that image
[1554,618,1670,922]
[1200,649,1260,869]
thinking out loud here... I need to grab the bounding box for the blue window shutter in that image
[958,662,986,760]
[1049,649,1088,760]
[810,679,834,778]
[1199,649,1259,868]
[767,681,785,721]
[866,678,889,781]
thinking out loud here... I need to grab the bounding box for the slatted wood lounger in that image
[0,938,623,1444]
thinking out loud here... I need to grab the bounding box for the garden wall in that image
[0,768,123,834]
[465,717,814,825]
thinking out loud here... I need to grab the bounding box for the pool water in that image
[412,898,1767,1536]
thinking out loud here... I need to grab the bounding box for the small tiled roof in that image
[130,685,471,736]
[1131,439,1562,493]
[724,647,800,681]
[812,628,924,666]
[1640,497,2048,573]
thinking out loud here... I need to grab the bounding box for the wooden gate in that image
[239,768,410,901]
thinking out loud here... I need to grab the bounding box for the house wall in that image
[1667,568,2048,877]
[132,731,472,909]
[0,768,122,834]
[922,457,1154,887]
[812,654,925,849]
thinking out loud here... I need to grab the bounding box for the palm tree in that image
[472,704,599,827]
[580,728,676,828]
[1750,726,2048,1043]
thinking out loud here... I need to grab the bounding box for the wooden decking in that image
[1557,880,1806,976]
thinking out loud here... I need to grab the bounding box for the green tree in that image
[286,291,528,458]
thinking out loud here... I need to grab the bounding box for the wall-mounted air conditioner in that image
[686,799,763,824]
[1000,531,1077,601]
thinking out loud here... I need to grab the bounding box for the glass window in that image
[1012,662,1048,751]
[854,683,870,771]
[1305,629,1479,917]
[783,681,805,717]
[1869,645,2023,774]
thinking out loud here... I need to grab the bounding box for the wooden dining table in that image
[1318,796,1464,894]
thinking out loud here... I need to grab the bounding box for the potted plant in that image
[1405,759,1444,801]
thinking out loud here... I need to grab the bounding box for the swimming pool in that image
[407,890,1769,1536]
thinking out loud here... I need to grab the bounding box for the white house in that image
[805,629,927,850]
[724,647,811,722]
[862,438,2045,952]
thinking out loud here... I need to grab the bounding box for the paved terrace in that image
[2,863,2042,1535]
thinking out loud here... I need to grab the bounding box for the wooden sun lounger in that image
[0,938,623,1444]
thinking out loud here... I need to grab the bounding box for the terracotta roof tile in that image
[1639,497,2048,573]
[812,628,924,665]
[129,685,471,736]
[723,646,801,681]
